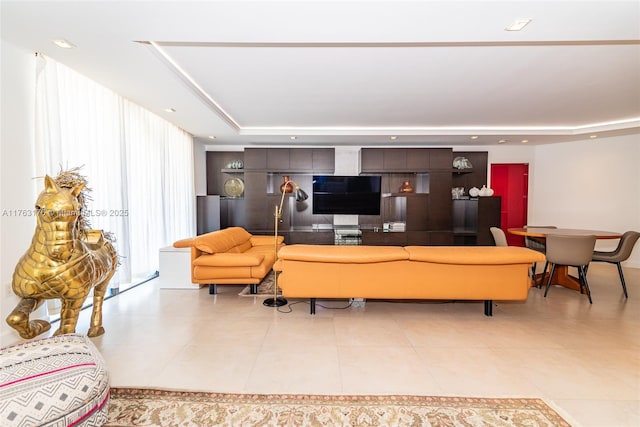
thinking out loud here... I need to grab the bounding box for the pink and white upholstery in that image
[0,334,109,426]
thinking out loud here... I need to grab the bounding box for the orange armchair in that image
[173,227,284,294]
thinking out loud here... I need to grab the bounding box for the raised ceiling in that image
[2,1,639,147]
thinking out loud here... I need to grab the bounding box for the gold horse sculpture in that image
[6,171,118,339]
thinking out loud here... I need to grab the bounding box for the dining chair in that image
[590,231,640,298]
[490,227,508,247]
[544,234,597,303]
[524,225,557,288]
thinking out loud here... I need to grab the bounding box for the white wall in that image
[0,41,39,344]
[453,140,640,266]
[193,140,207,195]
[532,135,640,267]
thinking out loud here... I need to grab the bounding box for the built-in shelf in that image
[383,192,428,197]
[221,168,244,174]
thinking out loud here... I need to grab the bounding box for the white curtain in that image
[34,54,195,288]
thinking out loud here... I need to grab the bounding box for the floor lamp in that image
[263,178,308,307]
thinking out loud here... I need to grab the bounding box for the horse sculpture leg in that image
[54,297,86,336]
[6,298,51,339]
[87,270,115,337]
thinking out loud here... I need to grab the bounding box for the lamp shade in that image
[294,187,309,202]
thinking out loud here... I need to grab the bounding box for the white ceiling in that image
[2,1,639,147]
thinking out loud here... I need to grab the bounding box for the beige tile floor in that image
[7,263,640,426]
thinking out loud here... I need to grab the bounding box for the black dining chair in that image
[524,225,557,288]
[544,234,597,303]
[591,231,640,298]
[490,227,508,247]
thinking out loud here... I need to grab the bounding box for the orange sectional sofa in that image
[274,244,545,316]
[173,227,284,294]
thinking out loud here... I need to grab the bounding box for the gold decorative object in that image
[223,177,244,198]
[263,178,308,307]
[6,168,118,339]
[399,180,414,193]
[279,175,294,194]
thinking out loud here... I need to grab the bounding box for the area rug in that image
[106,388,571,427]
[238,271,279,297]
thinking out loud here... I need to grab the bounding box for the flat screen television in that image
[312,175,382,215]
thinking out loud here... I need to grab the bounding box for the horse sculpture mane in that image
[6,168,118,339]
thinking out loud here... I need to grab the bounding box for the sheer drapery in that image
[34,54,195,287]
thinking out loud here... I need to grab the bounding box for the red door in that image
[490,163,529,246]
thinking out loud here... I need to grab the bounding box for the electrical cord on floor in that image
[277,300,353,313]
[275,299,491,313]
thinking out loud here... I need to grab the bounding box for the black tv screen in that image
[312,175,382,215]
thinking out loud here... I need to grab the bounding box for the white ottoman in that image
[0,334,109,427]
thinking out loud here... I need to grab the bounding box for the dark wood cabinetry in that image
[206,151,244,195]
[209,148,335,238]
[452,197,501,245]
[281,230,334,245]
[242,171,269,230]
[452,151,489,191]
[243,148,266,170]
[361,230,453,246]
[358,148,454,246]
[476,197,502,245]
[220,198,246,229]
[245,148,334,172]
[427,171,453,231]
[207,147,492,247]
[361,148,451,172]
[361,231,408,246]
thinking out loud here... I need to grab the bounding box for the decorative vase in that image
[399,180,414,193]
[280,175,293,193]
[479,185,494,197]
[469,187,480,197]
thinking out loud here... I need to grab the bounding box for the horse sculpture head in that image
[35,175,85,261]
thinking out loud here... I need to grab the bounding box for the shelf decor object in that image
[224,177,244,198]
[453,156,473,170]
[225,160,243,169]
[399,180,414,193]
[478,185,494,197]
[263,178,309,307]
[279,175,294,194]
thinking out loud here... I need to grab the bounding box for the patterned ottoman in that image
[0,334,109,427]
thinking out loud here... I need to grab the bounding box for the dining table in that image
[507,227,622,293]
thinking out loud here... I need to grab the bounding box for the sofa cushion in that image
[194,227,252,254]
[405,246,545,265]
[277,244,409,263]
[251,235,284,247]
[193,253,265,267]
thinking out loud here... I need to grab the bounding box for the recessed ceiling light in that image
[470,136,479,140]
[290,136,297,140]
[164,108,176,113]
[498,139,507,144]
[390,136,397,140]
[590,135,598,139]
[52,39,76,49]
[521,139,529,143]
[505,19,531,31]
[208,136,216,140]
